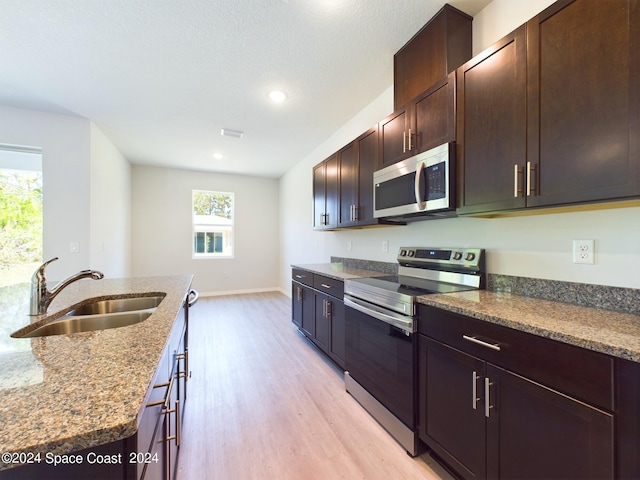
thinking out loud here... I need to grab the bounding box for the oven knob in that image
[408,250,415,257]
[465,252,476,261]
[400,249,407,256]
[453,252,463,260]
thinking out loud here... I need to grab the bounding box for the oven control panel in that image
[398,247,484,269]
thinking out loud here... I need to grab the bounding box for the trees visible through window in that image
[0,147,43,287]
[192,190,233,258]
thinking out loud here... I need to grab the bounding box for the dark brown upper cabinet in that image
[339,126,396,228]
[381,4,471,170]
[394,4,472,111]
[313,153,338,229]
[525,0,640,208]
[380,72,457,169]
[456,26,528,214]
[457,0,640,216]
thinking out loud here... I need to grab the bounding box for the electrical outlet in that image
[70,242,80,253]
[382,240,389,253]
[347,241,352,252]
[573,239,594,264]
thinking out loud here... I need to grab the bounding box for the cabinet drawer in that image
[418,304,614,411]
[292,268,313,287]
[138,351,170,458]
[313,274,344,299]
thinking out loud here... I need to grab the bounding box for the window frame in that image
[192,190,234,259]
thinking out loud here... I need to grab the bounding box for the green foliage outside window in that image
[0,170,42,269]
[192,191,232,219]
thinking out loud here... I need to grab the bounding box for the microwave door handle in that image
[414,161,427,211]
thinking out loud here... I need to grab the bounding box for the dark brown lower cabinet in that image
[291,271,345,369]
[420,333,614,480]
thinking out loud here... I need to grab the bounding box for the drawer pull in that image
[321,283,332,289]
[295,274,305,279]
[463,335,501,351]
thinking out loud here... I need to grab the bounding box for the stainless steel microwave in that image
[373,142,455,220]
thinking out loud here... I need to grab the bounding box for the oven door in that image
[344,295,416,428]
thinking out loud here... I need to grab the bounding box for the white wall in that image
[278,0,640,292]
[131,165,279,295]
[0,104,91,280]
[89,123,132,277]
[0,105,132,281]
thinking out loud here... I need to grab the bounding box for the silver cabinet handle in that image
[472,371,481,410]
[527,161,537,196]
[408,128,412,151]
[321,283,332,289]
[403,130,407,153]
[463,335,501,351]
[485,377,494,418]
[514,164,524,198]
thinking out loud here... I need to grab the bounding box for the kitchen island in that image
[0,274,193,476]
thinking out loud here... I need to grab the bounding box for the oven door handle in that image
[344,295,415,335]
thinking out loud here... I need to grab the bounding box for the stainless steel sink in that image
[14,310,154,338]
[67,295,165,315]
[11,293,166,338]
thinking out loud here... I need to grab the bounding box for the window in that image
[192,190,234,258]
[0,146,43,287]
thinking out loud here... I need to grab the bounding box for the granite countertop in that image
[291,263,640,363]
[418,290,640,363]
[292,263,388,281]
[0,274,193,471]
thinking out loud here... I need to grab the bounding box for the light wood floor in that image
[176,292,453,480]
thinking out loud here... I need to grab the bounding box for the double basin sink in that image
[11,293,166,338]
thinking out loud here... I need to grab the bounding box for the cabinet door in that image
[324,154,338,229]
[379,108,409,169]
[411,72,455,154]
[420,336,486,479]
[338,141,358,227]
[313,292,331,352]
[525,0,640,207]
[355,127,378,226]
[312,162,326,228]
[298,284,314,338]
[291,282,303,328]
[394,5,471,110]
[328,298,345,369]
[486,364,614,479]
[456,26,528,215]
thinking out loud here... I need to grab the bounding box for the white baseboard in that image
[198,287,284,297]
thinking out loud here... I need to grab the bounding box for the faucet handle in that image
[33,257,59,281]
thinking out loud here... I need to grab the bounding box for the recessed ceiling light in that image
[213,153,224,159]
[268,90,287,103]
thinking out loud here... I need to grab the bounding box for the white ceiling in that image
[0,0,490,178]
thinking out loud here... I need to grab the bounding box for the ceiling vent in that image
[220,128,244,139]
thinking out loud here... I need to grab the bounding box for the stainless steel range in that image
[343,247,485,456]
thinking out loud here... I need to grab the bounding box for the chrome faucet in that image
[30,257,104,315]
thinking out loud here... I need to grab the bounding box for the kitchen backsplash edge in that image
[331,256,639,315]
[489,274,639,315]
